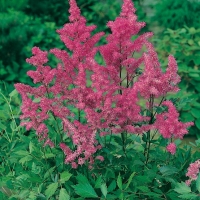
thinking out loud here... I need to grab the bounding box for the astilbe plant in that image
[15,0,193,169]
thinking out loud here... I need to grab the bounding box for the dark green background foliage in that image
[153,0,200,30]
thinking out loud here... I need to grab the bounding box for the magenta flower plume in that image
[166,143,176,155]
[68,0,81,22]
[15,0,193,168]
[134,54,180,98]
[155,101,193,139]
[186,160,200,186]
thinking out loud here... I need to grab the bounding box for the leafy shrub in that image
[0,0,28,11]
[153,0,200,30]
[154,27,200,137]
[0,3,64,84]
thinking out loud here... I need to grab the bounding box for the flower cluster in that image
[15,0,193,167]
[185,159,200,186]
[154,100,193,153]
[166,143,176,155]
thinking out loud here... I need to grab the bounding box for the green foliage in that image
[154,27,200,137]
[153,0,200,29]
[0,9,64,85]
[0,0,28,11]
[173,182,198,199]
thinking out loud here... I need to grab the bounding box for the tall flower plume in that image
[15,0,193,168]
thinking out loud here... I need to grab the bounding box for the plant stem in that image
[121,131,127,156]
[144,94,154,165]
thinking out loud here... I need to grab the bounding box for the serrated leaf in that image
[31,163,41,174]
[107,180,116,192]
[29,142,34,153]
[44,183,58,199]
[0,122,6,130]
[117,173,122,190]
[60,171,72,184]
[44,167,55,179]
[0,108,9,120]
[19,155,33,165]
[76,173,89,184]
[9,89,18,97]
[18,190,29,199]
[10,121,16,131]
[159,166,178,176]
[125,172,136,190]
[178,193,197,199]
[101,183,107,198]
[59,188,70,200]
[42,153,55,159]
[174,182,191,194]
[14,150,29,156]
[137,186,151,193]
[148,192,161,197]
[73,183,98,198]
[196,173,200,192]
[94,176,102,188]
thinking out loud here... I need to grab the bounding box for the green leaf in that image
[174,182,191,194]
[19,155,33,165]
[60,171,72,184]
[135,176,151,184]
[196,173,200,192]
[18,190,29,199]
[107,180,116,192]
[191,108,200,118]
[195,118,200,130]
[32,98,41,103]
[137,186,151,193]
[76,173,89,184]
[159,166,178,176]
[189,73,199,78]
[42,153,55,159]
[94,176,102,188]
[125,172,136,189]
[9,89,18,97]
[44,182,58,199]
[31,162,41,174]
[10,120,16,131]
[14,150,29,156]
[148,192,161,198]
[101,183,107,198]
[44,167,55,179]
[178,193,197,199]
[117,173,122,190]
[181,112,194,122]
[0,122,6,130]
[29,142,34,153]
[59,188,70,200]
[73,183,98,198]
